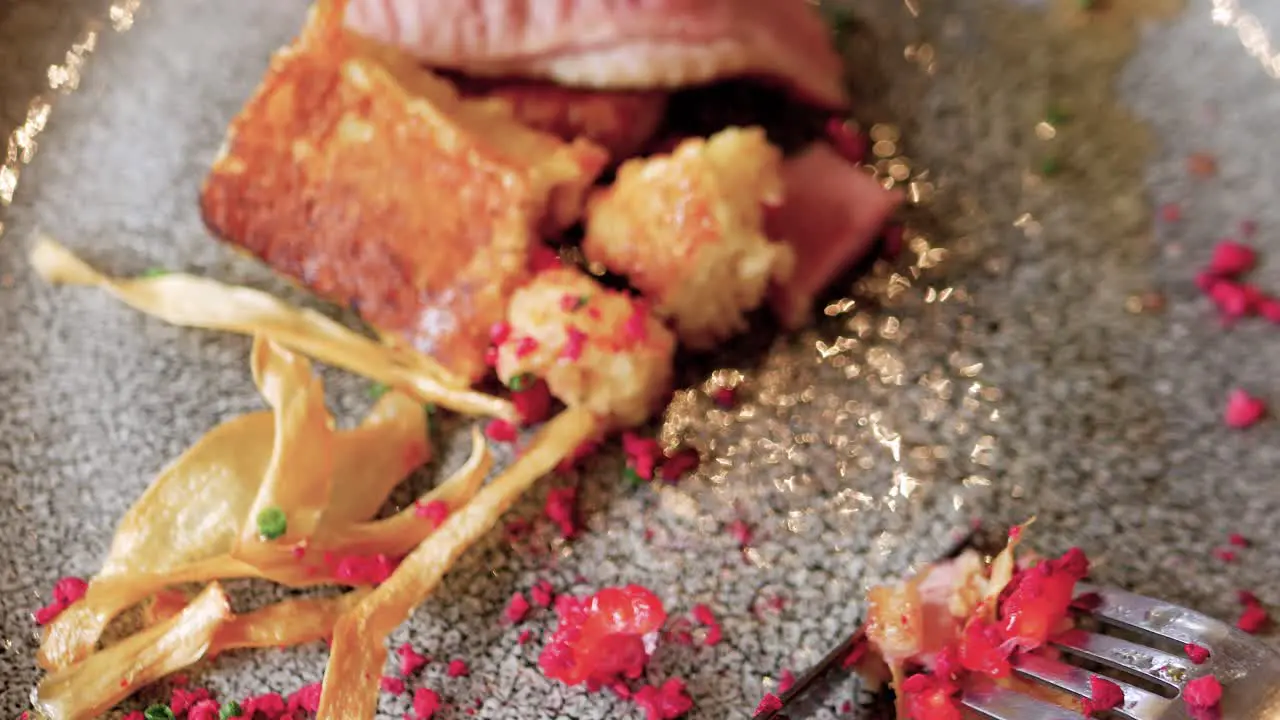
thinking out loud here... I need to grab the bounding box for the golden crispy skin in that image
[200,14,607,382]
[456,78,668,161]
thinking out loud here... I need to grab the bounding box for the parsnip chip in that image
[214,591,367,653]
[29,236,515,419]
[316,407,599,718]
[39,343,431,671]
[34,583,232,720]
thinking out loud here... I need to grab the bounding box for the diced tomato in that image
[537,585,667,688]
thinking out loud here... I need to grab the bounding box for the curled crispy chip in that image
[316,407,599,717]
[213,591,366,653]
[39,341,431,671]
[35,583,232,720]
[29,236,515,419]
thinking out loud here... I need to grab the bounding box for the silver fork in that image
[963,583,1280,720]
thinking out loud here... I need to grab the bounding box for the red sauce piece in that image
[505,592,531,624]
[901,673,962,720]
[1184,643,1210,664]
[754,693,784,716]
[512,378,552,425]
[530,579,555,608]
[1183,675,1223,709]
[413,687,442,719]
[447,659,471,677]
[538,585,667,689]
[380,676,406,695]
[544,487,579,539]
[632,678,694,720]
[397,642,429,676]
[958,619,1012,678]
[998,547,1089,648]
[1082,676,1124,716]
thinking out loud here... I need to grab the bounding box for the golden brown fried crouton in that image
[581,127,794,349]
[199,12,607,383]
[456,79,668,161]
[494,266,675,428]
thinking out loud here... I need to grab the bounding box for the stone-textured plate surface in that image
[1,0,1279,718]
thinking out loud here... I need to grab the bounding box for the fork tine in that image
[1074,583,1234,647]
[1051,629,1191,689]
[961,680,1086,720]
[1013,653,1173,720]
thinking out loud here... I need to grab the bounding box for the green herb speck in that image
[1040,157,1062,177]
[1077,0,1096,10]
[144,705,176,720]
[140,268,170,278]
[622,466,644,488]
[368,382,390,400]
[507,373,533,392]
[1046,105,1070,126]
[220,701,243,719]
[256,506,287,540]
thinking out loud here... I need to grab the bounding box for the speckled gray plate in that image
[3,0,1280,718]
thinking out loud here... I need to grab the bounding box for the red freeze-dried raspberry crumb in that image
[1238,603,1270,633]
[1241,219,1259,237]
[1225,389,1267,429]
[659,449,700,483]
[512,378,552,425]
[530,245,562,272]
[242,692,286,719]
[1208,241,1257,277]
[1160,202,1183,223]
[188,699,220,720]
[556,440,600,473]
[415,500,450,528]
[666,616,694,646]
[777,670,796,694]
[505,592,531,624]
[901,673,962,720]
[712,387,736,409]
[413,687,442,719]
[330,552,397,586]
[484,419,519,443]
[490,322,511,346]
[999,547,1090,648]
[1209,280,1252,318]
[561,326,588,361]
[754,693,784,716]
[825,118,867,165]
[530,579,555,608]
[397,642,428,676]
[447,659,471,677]
[1183,675,1223,709]
[1185,643,1211,664]
[122,714,144,720]
[959,619,1012,677]
[170,687,212,715]
[544,487,579,539]
[840,637,868,670]
[517,628,533,645]
[561,293,588,312]
[1229,533,1250,547]
[840,700,854,714]
[691,604,722,646]
[1081,676,1125,716]
[380,676,406,695]
[728,519,754,547]
[1258,297,1280,323]
[34,576,89,625]
[622,432,662,480]
[1213,548,1238,563]
[538,585,667,688]
[287,683,323,714]
[633,678,694,720]
[621,300,650,345]
[514,336,540,359]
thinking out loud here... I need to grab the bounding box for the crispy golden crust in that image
[456,79,668,160]
[200,18,606,382]
[582,126,793,349]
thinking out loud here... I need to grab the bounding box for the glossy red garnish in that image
[329,552,397,586]
[537,585,667,688]
[1213,548,1238,563]
[489,321,511,346]
[287,682,323,714]
[1208,241,1257,277]
[1229,533,1250,547]
[1008,525,1023,541]
[958,619,1012,678]
[1185,643,1211,664]
[659,449,700,483]
[1183,675,1223,709]
[544,486,579,539]
[622,432,662,480]
[170,687,212,715]
[530,245,563,273]
[514,336,540,359]
[777,669,796,694]
[241,692,286,719]
[999,547,1089,648]
[447,659,471,677]
[34,576,89,625]
[512,378,552,425]
[1225,389,1267,429]
[397,642,429,676]
[504,591,531,624]
[484,418,519,443]
[561,326,588,361]
[413,687,442,719]
[691,603,723,646]
[712,387,737,409]
[754,693,784,716]
[187,700,220,720]
[901,673,963,720]
[414,499,450,528]
[632,678,694,720]
[380,676,406,695]
[1238,603,1270,633]
[531,579,555,608]
[517,628,534,645]
[933,644,962,681]
[1082,676,1125,716]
